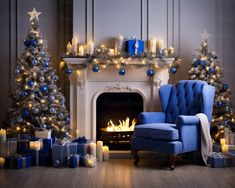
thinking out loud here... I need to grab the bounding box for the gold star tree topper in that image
[27,8,41,21]
[200,30,211,41]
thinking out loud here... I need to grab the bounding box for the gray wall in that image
[73,0,235,102]
[0,0,72,124]
[0,0,235,124]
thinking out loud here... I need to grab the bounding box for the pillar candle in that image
[115,34,124,55]
[34,141,41,150]
[96,141,103,162]
[90,142,96,157]
[0,157,5,168]
[149,38,157,53]
[88,41,94,55]
[103,146,110,161]
[79,45,84,56]
[66,42,73,54]
[220,138,226,146]
[0,129,6,142]
[29,141,35,150]
[72,37,78,54]
[108,49,115,56]
[157,39,164,50]
[222,145,229,154]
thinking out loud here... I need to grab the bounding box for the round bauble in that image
[200,74,205,79]
[15,68,20,75]
[193,60,200,67]
[31,47,38,55]
[22,108,30,118]
[49,95,55,102]
[28,80,34,87]
[58,112,64,120]
[42,60,49,67]
[118,68,126,76]
[49,107,56,114]
[209,67,215,74]
[200,60,207,68]
[217,101,223,108]
[92,65,100,73]
[146,69,155,77]
[39,76,45,83]
[17,117,23,123]
[65,68,73,75]
[30,38,37,47]
[65,117,70,124]
[170,66,177,74]
[32,107,39,114]
[41,85,48,93]
[21,91,28,97]
[222,83,229,91]
[24,39,30,47]
[51,75,59,81]
[29,93,35,100]
[32,59,38,66]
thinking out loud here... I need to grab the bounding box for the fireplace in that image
[64,58,172,147]
[96,92,143,150]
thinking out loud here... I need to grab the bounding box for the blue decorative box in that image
[207,152,224,168]
[127,39,144,55]
[25,149,51,166]
[0,140,17,157]
[18,134,30,141]
[72,138,91,157]
[212,143,221,153]
[42,139,52,151]
[68,154,80,168]
[14,156,31,169]
[25,149,39,166]
[17,140,29,155]
[52,142,77,167]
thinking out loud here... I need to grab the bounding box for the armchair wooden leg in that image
[169,154,177,170]
[131,150,140,166]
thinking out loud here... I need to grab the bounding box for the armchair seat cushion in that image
[134,123,179,141]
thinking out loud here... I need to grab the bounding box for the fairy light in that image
[16,126,20,131]
[60,60,65,68]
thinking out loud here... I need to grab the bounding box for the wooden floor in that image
[0,159,235,188]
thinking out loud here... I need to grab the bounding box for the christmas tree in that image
[5,8,70,139]
[188,30,235,141]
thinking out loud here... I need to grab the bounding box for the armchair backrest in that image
[159,80,215,124]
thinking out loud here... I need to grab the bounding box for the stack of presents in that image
[0,129,109,169]
[208,127,235,168]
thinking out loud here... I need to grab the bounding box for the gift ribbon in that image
[134,39,139,55]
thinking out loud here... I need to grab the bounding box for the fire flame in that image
[106,117,137,132]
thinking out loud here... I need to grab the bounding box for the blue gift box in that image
[14,156,31,169]
[207,152,224,168]
[72,139,92,157]
[17,140,29,155]
[127,39,144,55]
[18,134,30,141]
[212,143,221,153]
[68,154,80,168]
[25,149,51,166]
[52,142,77,167]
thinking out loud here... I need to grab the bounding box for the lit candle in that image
[115,34,124,55]
[72,37,78,54]
[34,141,41,150]
[66,42,72,54]
[29,141,35,150]
[108,49,115,56]
[220,138,226,146]
[96,141,103,162]
[149,38,157,53]
[103,145,110,161]
[0,157,5,169]
[79,45,84,56]
[88,40,94,55]
[90,142,96,157]
[222,145,229,154]
[167,47,174,55]
[0,129,6,142]
[157,39,164,50]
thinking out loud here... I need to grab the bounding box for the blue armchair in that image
[131,80,215,170]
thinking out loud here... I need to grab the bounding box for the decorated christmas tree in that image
[5,8,70,139]
[188,30,235,141]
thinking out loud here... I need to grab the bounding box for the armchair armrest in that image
[138,112,165,124]
[177,115,200,125]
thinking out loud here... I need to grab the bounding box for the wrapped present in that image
[18,134,30,141]
[72,138,91,157]
[83,154,97,168]
[35,130,51,139]
[25,149,51,166]
[42,138,52,151]
[14,156,31,169]
[30,138,52,151]
[68,154,80,168]
[0,140,17,157]
[127,38,144,55]
[52,142,77,167]
[223,153,235,167]
[17,140,29,155]
[212,143,221,153]
[5,156,15,169]
[25,149,39,166]
[207,152,224,168]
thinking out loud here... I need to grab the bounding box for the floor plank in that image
[0,159,235,188]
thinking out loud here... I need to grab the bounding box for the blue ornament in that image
[58,112,64,120]
[147,69,155,77]
[24,39,30,47]
[224,120,229,126]
[42,60,49,67]
[22,108,30,118]
[15,68,20,75]
[32,59,38,66]
[222,84,229,91]
[21,91,28,97]
[41,85,48,93]
[118,68,126,76]
[41,51,46,56]
[92,65,100,73]
[28,80,34,87]
[49,107,56,114]
[65,117,70,124]
[51,75,58,81]
[170,66,177,74]
[200,60,207,68]
[209,67,215,74]
[217,101,223,108]
[193,60,200,67]
[49,95,55,102]
[65,68,73,75]
[30,39,37,47]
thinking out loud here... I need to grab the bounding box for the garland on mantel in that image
[61,45,181,77]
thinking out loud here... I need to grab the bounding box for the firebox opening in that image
[96,92,143,150]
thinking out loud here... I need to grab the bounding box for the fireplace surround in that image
[64,58,173,142]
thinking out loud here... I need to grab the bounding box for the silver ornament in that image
[29,94,35,99]
[49,107,56,114]
[32,107,39,114]
[49,95,55,102]
[39,76,45,82]
[58,112,64,120]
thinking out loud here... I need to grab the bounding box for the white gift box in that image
[35,130,51,139]
[0,140,17,157]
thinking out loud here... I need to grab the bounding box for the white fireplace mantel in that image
[64,57,174,140]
